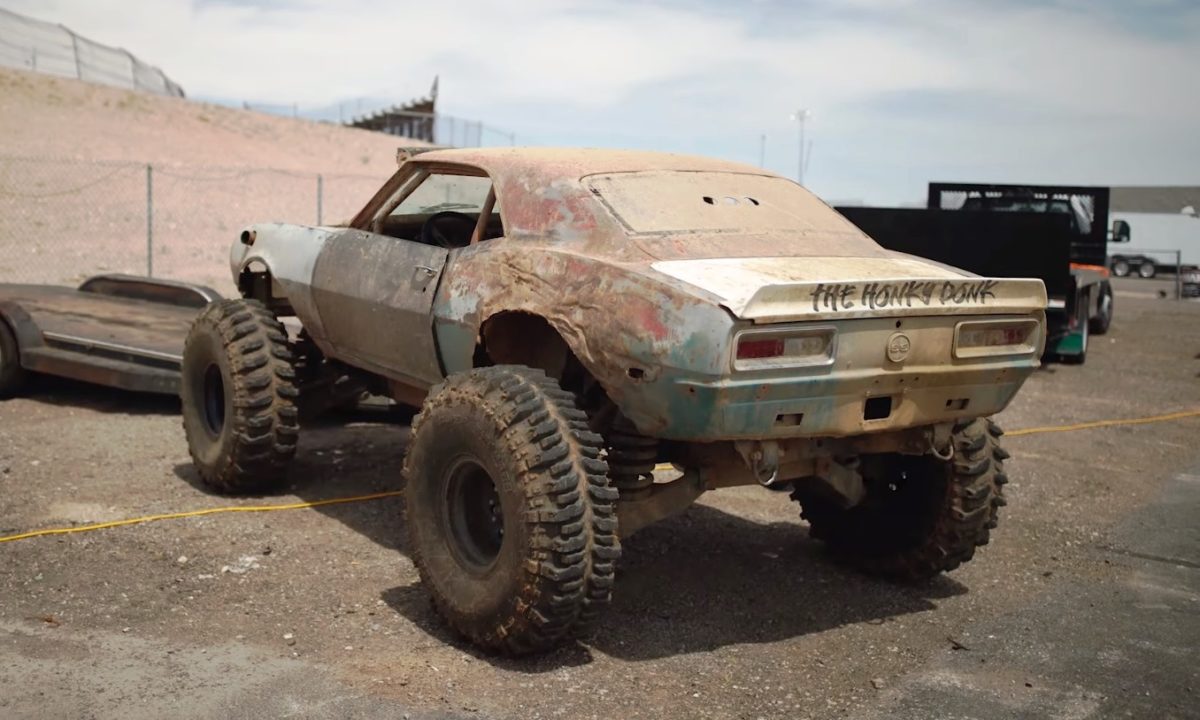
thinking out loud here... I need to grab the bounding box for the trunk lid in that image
[651,255,1047,323]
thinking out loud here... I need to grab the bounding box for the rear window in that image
[585,171,854,235]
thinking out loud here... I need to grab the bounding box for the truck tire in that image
[403,366,619,655]
[1138,260,1157,279]
[793,417,1008,581]
[1110,258,1130,277]
[181,299,300,494]
[1089,281,1113,335]
[0,318,27,398]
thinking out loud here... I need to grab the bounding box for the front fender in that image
[230,222,334,342]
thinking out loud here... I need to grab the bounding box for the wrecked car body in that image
[183,147,1046,654]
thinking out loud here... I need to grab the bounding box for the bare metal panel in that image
[310,229,447,385]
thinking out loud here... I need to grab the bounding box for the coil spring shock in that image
[606,418,658,496]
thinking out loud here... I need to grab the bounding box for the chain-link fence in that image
[0,7,184,97]
[0,155,384,294]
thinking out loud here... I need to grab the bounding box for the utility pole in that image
[792,109,811,185]
[145,164,154,277]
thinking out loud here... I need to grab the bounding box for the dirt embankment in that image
[0,66,419,172]
[0,67,425,290]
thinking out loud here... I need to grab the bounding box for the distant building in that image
[347,78,438,143]
[1111,187,1200,214]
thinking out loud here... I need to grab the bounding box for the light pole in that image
[791,109,811,185]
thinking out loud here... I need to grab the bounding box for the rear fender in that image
[432,243,736,435]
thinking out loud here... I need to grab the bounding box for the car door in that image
[311,168,499,385]
[310,226,448,386]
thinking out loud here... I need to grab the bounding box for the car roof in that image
[410,147,773,182]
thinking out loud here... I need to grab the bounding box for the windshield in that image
[956,192,1094,235]
[391,173,494,216]
[585,171,860,236]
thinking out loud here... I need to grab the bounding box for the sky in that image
[5,0,1200,204]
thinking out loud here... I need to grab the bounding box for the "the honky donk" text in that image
[808,279,1000,312]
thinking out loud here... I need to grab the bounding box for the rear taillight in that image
[732,327,837,371]
[954,319,1040,358]
[736,338,785,360]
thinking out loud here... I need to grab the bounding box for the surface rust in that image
[236,147,1048,440]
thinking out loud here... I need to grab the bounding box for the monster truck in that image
[180,148,1047,654]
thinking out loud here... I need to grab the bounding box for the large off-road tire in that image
[181,299,299,494]
[403,366,619,655]
[0,318,27,398]
[793,418,1008,581]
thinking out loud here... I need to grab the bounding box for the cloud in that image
[5,0,1198,203]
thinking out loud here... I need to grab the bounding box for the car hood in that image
[649,255,1048,323]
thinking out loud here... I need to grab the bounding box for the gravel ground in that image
[1,292,1198,719]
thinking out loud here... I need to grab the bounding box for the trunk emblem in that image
[886,332,912,362]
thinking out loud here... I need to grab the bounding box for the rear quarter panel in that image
[431,239,736,430]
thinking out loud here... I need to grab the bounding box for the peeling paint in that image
[233,147,1047,443]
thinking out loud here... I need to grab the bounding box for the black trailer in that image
[0,275,221,397]
[837,182,1131,363]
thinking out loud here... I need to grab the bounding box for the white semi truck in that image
[1108,211,1200,279]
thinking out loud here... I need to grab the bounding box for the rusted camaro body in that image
[200,148,1048,651]
[234,149,1045,447]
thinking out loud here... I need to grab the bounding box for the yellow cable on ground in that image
[0,491,403,544]
[1005,408,1200,437]
[1,408,1198,545]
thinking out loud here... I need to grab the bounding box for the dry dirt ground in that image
[0,67,425,291]
[1,291,1199,720]
[0,67,415,174]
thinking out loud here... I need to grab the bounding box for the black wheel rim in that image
[444,458,504,571]
[201,363,226,436]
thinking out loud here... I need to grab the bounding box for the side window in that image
[378,172,504,248]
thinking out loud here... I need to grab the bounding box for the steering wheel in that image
[420,211,478,249]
